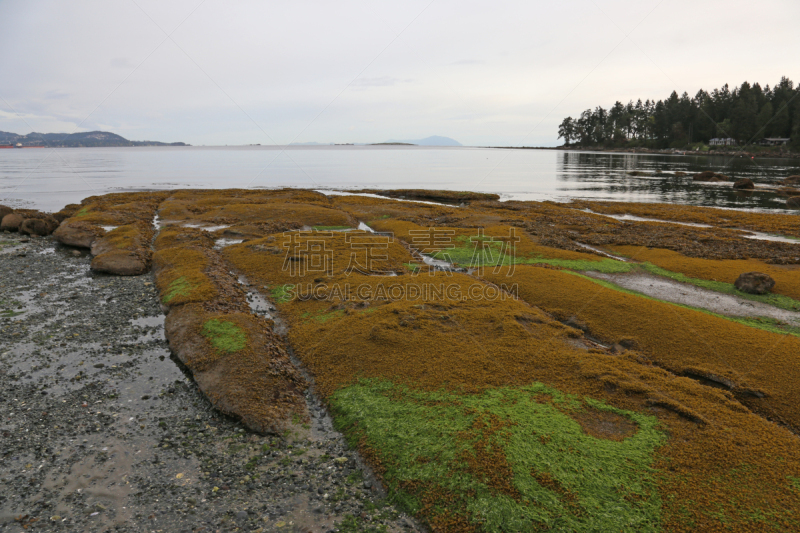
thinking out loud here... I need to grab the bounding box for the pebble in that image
[0,234,420,532]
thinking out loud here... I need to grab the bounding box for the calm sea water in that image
[1,145,799,213]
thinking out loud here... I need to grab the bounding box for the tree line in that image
[558,77,800,149]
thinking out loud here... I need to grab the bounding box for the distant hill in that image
[383,135,462,147]
[0,130,188,147]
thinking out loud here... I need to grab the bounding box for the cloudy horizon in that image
[1,0,798,147]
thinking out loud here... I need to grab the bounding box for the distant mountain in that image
[0,130,188,147]
[383,135,462,147]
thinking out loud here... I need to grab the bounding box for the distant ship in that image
[0,143,46,149]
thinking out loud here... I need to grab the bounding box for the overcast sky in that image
[1,0,798,147]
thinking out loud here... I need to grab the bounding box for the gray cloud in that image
[1,0,798,146]
[351,76,412,88]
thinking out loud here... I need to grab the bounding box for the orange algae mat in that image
[223,225,800,531]
[483,265,800,428]
[54,188,800,531]
[607,245,800,301]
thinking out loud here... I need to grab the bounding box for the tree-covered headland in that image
[558,77,800,151]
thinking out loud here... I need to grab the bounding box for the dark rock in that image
[784,175,800,186]
[618,338,638,350]
[235,510,248,520]
[788,197,800,209]
[693,170,730,182]
[0,213,24,232]
[20,217,58,236]
[53,221,106,249]
[733,178,754,190]
[734,272,775,295]
[91,250,149,276]
[0,205,13,220]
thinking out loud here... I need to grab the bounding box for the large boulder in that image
[19,217,59,236]
[733,178,754,189]
[693,171,730,182]
[734,272,776,295]
[91,250,149,276]
[788,197,800,209]
[784,175,800,186]
[0,205,12,220]
[0,213,24,232]
[52,221,105,248]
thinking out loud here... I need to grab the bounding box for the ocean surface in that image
[1,145,799,212]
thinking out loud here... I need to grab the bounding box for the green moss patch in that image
[270,284,295,304]
[331,380,665,532]
[431,235,633,273]
[201,319,247,353]
[163,276,197,304]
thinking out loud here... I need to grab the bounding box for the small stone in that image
[363,480,372,489]
[235,510,249,520]
[733,178,755,189]
[72,250,82,257]
[334,457,348,464]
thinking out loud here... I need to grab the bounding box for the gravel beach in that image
[0,233,419,532]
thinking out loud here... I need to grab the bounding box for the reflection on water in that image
[1,146,798,213]
[557,151,800,211]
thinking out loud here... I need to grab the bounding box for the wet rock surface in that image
[692,171,730,182]
[0,234,419,532]
[734,272,776,295]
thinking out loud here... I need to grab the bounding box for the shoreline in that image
[0,233,418,532]
[488,144,800,160]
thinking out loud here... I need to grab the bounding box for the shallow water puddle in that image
[584,208,799,244]
[575,242,628,261]
[585,271,800,326]
[315,188,459,208]
[182,223,231,232]
[214,238,244,249]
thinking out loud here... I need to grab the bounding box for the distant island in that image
[382,135,462,147]
[0,130,188,148]
[290,136,463,147]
